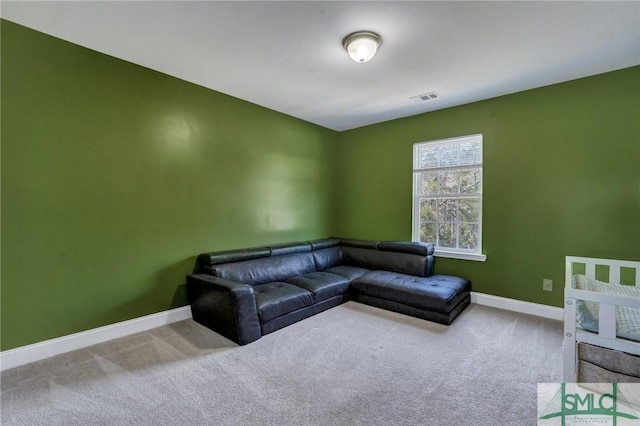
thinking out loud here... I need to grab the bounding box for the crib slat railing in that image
[563,294,578,383]
[598,303,617,339]
[565,288,640,308]
[565,256,639,287]
[610,267,620,286]
[586,262,596,280]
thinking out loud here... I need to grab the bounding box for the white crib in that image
[563,256,640,382]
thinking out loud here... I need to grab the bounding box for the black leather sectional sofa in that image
[187,238,471,345]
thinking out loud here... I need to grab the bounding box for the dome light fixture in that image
[342,31,382,63]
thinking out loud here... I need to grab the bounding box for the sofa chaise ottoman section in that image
[350,271,471,325]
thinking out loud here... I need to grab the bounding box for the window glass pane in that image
[420,199,437,221]
[438,222,457,248]
[459,223,479,250]
[420,172,438,195]
[458,198,479,222]
[438,170,459,194]
[459,169,481,194]
[437,198,457,222]
[419,146,438,168]
[438,144,459,167]
[420,222,437,243]
[459,141,481,165]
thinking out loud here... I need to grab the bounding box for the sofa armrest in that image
[186,273,262,345]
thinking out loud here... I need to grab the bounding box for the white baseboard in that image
[471,292,563,321]
[0,294,561,372]
[0,306,192,372]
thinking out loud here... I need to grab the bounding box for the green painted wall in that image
[2,18,638,351]
[1,20,337,350]
[333,66,640,307]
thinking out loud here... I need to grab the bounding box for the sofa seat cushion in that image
[323,265,370,281]
[253,282,314,322]
[285,272,350,303]
[351,271,470,313]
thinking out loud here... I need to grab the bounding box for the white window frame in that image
[412,134,486,262]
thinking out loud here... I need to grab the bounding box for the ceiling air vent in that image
[410,92,439,103]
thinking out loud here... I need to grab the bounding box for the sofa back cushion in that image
[211,252,316,285]
[308,238,341,250]
[376,241,434,256]
[197,247,270,274]
[342,246,432,277]
[267,242,312,256]
[313,246,343,271]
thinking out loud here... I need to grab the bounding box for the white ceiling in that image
[2,1,639,131]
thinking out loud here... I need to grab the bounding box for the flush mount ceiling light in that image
[342,31,382,63]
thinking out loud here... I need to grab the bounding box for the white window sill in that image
[434,249,487,262]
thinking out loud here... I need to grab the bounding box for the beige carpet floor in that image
[1,302,563,425]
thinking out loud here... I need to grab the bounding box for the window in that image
[412,134,486,261]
